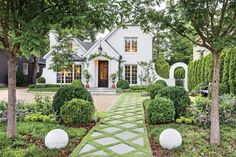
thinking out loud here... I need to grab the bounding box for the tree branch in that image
[217,0,228,35]
[30,4,58,21]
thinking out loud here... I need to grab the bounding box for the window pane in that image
[125,65,130,84]
[74,65,81,80]
[57,72,63,83]
[125,39,131,52]
[131,65,137,84]
[65,65,73,83]
[23,63,28,75]
[132,39,137,52]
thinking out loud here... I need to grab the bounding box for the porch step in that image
[88,88,117,95]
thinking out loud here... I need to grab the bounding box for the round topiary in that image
[71,80,84,87]
[116,80,129,89]
[52,85,93,114]
[157,86,191,118]
[155,80,167,87]
[147,97,175,124]
[37,77,46,84]
[146,83,165,99]
[60,98,94,126]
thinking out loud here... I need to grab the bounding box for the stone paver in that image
[70,93,152,157]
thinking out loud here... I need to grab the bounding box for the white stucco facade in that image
[42,25,154,88]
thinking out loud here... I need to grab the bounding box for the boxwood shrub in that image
[71,80,84,87]
[146,83,165,99]
[155,80,167,86]
[147,97,175,124]
[157,86,191,118]
[60,98,94,126]
[52,85,93,114]
[117,80,129,89]
[37,77,46,84]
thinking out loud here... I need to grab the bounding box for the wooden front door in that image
[98,61,108,87]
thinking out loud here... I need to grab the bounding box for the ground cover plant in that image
[148,124,236,157]
[0,122,87,157]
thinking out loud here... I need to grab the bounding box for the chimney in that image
[49,30,58,49]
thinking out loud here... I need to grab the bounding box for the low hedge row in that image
[28,84,68,89]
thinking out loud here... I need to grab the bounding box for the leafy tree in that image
[0,0,120,138]
[131,0,236,144]
[49,38,74,87]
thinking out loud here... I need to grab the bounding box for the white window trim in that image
[124,37,138,53]
[23,63,28,75]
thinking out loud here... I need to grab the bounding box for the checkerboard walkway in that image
[70,93,152,157]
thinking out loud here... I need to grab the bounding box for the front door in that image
[98,61,108,87]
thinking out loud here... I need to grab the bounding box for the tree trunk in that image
[32,57,39,84]
[7,53,17,138]
[210,52,221,145]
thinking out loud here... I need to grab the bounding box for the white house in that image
[42,25,153,88]
[193,38,211,61]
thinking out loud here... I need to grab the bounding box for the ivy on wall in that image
[188,47,236,95]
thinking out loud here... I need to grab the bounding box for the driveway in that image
[0,88,119,112]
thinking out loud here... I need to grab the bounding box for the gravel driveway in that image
[0,88,119,112]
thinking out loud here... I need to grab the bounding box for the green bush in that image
[52,85,93,114]
[130,85,147,90]
[34,95,53,115]
[116,80,129,89]
[71,80,84,87]
[28,84,63,89]
[155,80,167,86]
[147,97,175,124]
[146,83,165,99]
[37,77,46,84]
[23,114,56,123]
[176,116,193,124]
[16,69,27,86]
[60,99,94,126]
[157,86,191,118]
[174,68,185,79]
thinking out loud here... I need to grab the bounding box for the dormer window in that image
[125,37,137,52]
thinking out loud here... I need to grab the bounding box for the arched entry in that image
[169,62,188,91]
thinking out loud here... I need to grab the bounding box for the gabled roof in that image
[75,39,95,51]
[83,38,120,58]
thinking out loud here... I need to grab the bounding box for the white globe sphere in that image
[45,129,69,149]
[159,128,182,150]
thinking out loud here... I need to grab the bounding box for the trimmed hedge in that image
[157,86,191,118]
[60,98,94,126]
[188,47,236,95]
[146,83,165,99]
[37,77,46,84]
[71,80,84,87]
[155,80,167,86]
[52,85,93,114]
[28,84,65,89]
[147,97,175,124]
[117,80,129,89]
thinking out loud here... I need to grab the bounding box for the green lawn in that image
[0,122,86,157]
[148,124,236,157]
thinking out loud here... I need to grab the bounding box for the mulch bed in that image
[24,120,98,157]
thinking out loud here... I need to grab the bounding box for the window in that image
[56,64,82,83]
[23,63,28,75]
[125,37,137,52]
[37,66,40,73]
[74,65,81,80]
[125,65,137,84]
